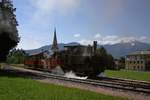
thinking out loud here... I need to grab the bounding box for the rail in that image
[2,66,150,95]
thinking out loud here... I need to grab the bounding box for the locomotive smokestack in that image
[93,41,97,55]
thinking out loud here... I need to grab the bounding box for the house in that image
[125,50,150,71]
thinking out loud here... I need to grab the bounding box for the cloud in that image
[17,36,43,50]
[79,34,149,45]
[26,0,81,31]
[17,0,81,50]
[30,0,80,14]
[74,34,80,38]
[94,33,101,38]
[139,36,147,41]
[79,39,93,45]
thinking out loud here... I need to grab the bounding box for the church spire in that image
[51,28,59,52]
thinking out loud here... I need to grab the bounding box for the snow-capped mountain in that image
[25,41,150,58]
[103,40,150,58]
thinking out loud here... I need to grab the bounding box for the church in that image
[24,28,61,70]
[26,28,59,57]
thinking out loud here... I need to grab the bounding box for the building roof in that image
[127,50,150,56]
[28,51,46,56]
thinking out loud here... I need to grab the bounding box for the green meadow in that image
[105,70,150,82]
[0,71,127,100]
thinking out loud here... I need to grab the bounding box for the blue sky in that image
[13,0,150,50]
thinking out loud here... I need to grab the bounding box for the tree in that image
[7,49,27,64]
[107,54,115,70]
[0,0,19,62]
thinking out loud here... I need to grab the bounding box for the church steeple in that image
[51,28,59,52]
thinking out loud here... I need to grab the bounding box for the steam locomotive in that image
[24,41,105,77]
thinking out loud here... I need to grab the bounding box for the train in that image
[24,41,105,77]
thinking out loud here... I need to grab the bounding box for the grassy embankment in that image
[0,71,127,100]
[105,70,150,82]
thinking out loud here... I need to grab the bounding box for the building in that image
[125,50,150,71]
[24,28,61,70]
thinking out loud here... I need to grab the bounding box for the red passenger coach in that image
[24,52,62,70]
[24,58,43,68]
[46,58,61,70]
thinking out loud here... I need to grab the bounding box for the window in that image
[141,61,143,64]
[130,61,132,64]
[137,66,139,70]
[139,66,141,70]
[134,61,136,64]
[141,66,143,70]
[0,9,2,18]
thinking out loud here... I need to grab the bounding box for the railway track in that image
[2,66,150,95]
[35,72,150,94]
[101,77,150,89]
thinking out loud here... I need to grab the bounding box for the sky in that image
[12,0,150,50]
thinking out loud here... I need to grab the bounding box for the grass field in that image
[105,70,150,82]
[0,71,127,100]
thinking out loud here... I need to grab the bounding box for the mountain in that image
[103,41,150,58]
[25,42,79,55]
[25,41,150,58]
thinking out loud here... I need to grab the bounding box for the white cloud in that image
[94,33,101,38]
[18,0,81,50]
[30,0,80,14]
[17,36,42,50]
[26,0,81,31]
[139,36,147,41]
[79,35,149,45]
[74,34,80,38]
[79,39,93,45]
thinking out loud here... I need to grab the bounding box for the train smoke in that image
[64,71,88,80]
[51,66,88,79]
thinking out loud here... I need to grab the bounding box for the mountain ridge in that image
[25,41,150,58]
